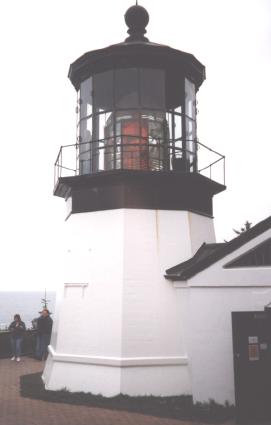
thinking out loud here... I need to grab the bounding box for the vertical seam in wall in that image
[155,209,160,255]
[120,208,125,393]
[187,212,194,257]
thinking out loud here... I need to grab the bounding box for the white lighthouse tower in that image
[43,4,225,396]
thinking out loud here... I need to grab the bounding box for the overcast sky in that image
[0,0,270,291]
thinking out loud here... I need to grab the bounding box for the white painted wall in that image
[172,226,271,405]
[188,212,216,254]
[187,286,271,405]
[53,209,125,358]
[44,208,215,396]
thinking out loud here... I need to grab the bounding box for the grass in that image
[20,372,235,423]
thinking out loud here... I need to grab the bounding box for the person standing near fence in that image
[35,308,53,360]
[8,314,26,362]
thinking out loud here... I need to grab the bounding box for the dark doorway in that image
[232,310,271,423]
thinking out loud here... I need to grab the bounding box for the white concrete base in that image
[43,349,190,397]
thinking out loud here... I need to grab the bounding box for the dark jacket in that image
[8,320,26,338]
[37,315,53,335]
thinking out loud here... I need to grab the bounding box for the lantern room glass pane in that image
[142,110,167,171]
[185,78,196,120]
[140,69,165,109]
[103,112,115,171]
[184,78,197,171]
[80,77,93,119]
[174,114,182,141]
[185,116,197,171]
[115,110,141,169]
[79,76,92,174]
[93,71,114,112]
[79,117,92,175]
[115,68,139,108]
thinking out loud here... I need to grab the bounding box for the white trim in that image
[64,283,89,297]
[173,282,271,289]
[173,282,188,288]
[48,346,188,367]
[191,284,271,288]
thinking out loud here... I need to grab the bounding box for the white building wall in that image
[43,209,125,395]
[44,208,215,396]
[173,227,271,405]
[188,212,216,254]
[53,209,124,357]
[188,286,271,404]
[121,210,187,359]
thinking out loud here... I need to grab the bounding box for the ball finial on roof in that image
[124,4,149,42]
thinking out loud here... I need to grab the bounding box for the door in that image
[232,311,271,423]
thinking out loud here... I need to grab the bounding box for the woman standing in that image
[8,314,26,362]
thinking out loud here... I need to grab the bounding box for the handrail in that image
[54,137,225,187]
[198,156,224,173]
[60,165,77,173]
[197,140,225,159]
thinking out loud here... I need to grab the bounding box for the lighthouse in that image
[43,4,225,396]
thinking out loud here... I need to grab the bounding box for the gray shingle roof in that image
[165,215,271,281]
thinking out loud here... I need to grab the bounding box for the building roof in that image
[165,215,271,281]
[68,41,205,91]
[68,6,205,90]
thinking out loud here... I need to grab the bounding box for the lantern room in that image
[70,4,204,176]
[77,66,197,175]
[54,4,225,217]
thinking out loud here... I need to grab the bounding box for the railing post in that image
[75,143,79,175]
[60,147,63,179]
[121,135,123,170]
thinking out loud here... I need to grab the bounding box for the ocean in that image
[0,291,56,330]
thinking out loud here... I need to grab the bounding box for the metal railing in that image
[0,329,37,359]
[54,136,225,188]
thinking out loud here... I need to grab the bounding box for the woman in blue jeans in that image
[8,314,26,362]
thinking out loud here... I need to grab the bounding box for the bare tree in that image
[41,289,50,309]
[233,220,252,235]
